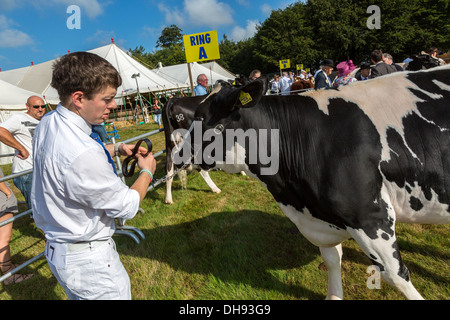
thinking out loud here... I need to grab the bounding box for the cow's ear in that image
[233,77,266,109]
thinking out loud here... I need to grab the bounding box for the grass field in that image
[0,122,448,300]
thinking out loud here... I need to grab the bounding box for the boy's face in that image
[79,86,117,125]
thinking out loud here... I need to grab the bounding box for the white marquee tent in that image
[0,79,41,118]
[90,44,180,102]
[199,61,236,79]
[0,79,43,164]
[152,61,234,90]
[0,59,59,105]
[0,42,180,106]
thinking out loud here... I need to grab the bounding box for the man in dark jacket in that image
[314,59,334,90]
[370,49,397,79]
[355,62,371,81]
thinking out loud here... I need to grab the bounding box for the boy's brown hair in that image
[51,51,122,105]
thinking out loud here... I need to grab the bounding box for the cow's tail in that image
[177,170,188,189]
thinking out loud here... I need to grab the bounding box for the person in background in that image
[249,69,261,80]
[334,60,357,87]
[194,74,209,96]
[355,62,371,81]
[370,49,397,79]
[299,70,308,79]
[0,96,46,210]
[152,97,163,128]
[270,75,280,94]
[428,47,447,66]
[314,59,334,90]
[0,167,33,285]
[383,53,404,71]
[278,72,292,95]
[92,122,109,143]
[31,51,156,300]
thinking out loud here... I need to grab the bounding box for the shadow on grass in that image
[120,210,326,299]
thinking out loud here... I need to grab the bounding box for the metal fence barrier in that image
[0,126,167,284]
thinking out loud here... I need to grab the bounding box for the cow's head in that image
[190,76,268,170]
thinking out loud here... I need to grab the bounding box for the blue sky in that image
[0,0,298,71]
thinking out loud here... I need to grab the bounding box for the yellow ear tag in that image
[239,91,253,106]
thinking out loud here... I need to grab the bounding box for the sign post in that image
[187,63,195,96]
[183,30,220,96]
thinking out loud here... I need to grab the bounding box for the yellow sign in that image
[183,30,220,63]
[296,64,304,71]
[279,59,291,69]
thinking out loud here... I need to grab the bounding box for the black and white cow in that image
[161,96,221,204]
[181,65,449,299]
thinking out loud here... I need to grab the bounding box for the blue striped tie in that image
[90,128,117,175]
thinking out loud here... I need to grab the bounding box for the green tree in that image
[253,2,319,72]
[129,25,187,67]
[153,44,186,65]
[157,25,184,48]
[218,35,239,71]
[129,2,449,75]
[128,45,154,67]
[218,35,260,76]
[250,0,449,73]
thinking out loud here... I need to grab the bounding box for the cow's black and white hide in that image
[162,96,221,204]
[188,65,449,299]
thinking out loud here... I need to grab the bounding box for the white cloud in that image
[185,0,234,27]
[158,0,234,29]
[260,4,272,16]
[230,19,259,42]
[157,3,185,27]
[236,0,250,6]
[0,29,34,48]
[0,15,34,48]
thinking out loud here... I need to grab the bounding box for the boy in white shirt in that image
[31,51,156,300]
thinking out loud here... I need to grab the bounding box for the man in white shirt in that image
[278,72,291,95]
[299,70,307,79]
[31,52,156,300]
[0,95,46,209]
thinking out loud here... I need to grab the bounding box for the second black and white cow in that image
[181,65,449,299]
[161,96,221,204]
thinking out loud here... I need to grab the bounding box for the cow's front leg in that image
[320,244,343,300]
[165,161,175,204]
